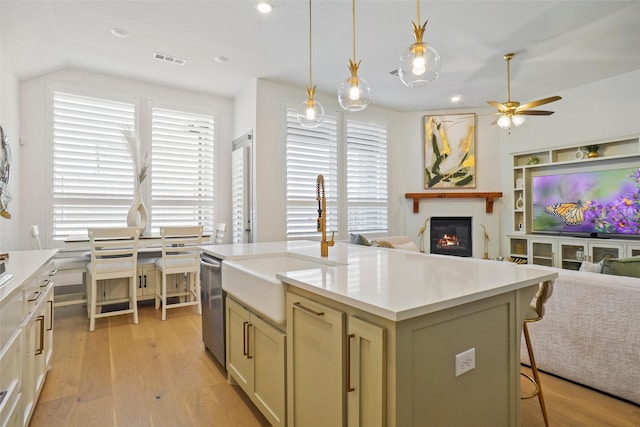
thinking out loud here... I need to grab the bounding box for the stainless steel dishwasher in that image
[200,253,225,368]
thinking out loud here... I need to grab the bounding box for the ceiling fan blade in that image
[487,100,508,112]
[518,110,555,116]
[516,96,562,111]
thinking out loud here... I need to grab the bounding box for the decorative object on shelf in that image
[123,128,149,234]
[417,216,431,253]
[515,194,525,210]
[515,177,524,189]
[526,156,539,165]
[574,148,585,160]
[296,0,324,129]
[583,144,600,158]
[424,113,476,188]
[398,0,440,87]
[487,53,561,131]
[338,0,371,111]
[0,125,12,219]
[480,224,490,259]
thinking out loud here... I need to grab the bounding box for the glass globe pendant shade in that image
[296,96,325,129]
[398,42,441,87]
[511,114,526,127]
[497,114,512,129]
[338,75,371,111]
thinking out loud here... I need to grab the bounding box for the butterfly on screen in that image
[544,201,588,225]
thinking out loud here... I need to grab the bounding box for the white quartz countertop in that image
[201,241,557,322]
[0,250,58,303]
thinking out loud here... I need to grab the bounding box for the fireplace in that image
[430,217,472,257]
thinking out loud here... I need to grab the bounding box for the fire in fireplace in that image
[430,217,472,257]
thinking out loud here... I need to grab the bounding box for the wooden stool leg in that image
[523,322,549,427]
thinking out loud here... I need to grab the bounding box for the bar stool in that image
[154,226,203,320]
[522,280,554,427]
[86,227,140,332]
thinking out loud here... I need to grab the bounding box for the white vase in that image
[127,189,148,235]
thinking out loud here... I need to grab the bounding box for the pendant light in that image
[296,0,324,128]
[338,0,371,111]
[398,0,441,87]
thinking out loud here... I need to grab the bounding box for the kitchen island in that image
[201,241,557,427]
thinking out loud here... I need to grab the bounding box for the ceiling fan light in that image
[497,114,512,129]
[338,76,371,111]
[512,115,526,127]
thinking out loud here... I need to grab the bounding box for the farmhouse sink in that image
[221,253,343,325]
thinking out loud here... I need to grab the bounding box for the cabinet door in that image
[627,244,640,257]
[559,241,587,270]
[251,315,286,427]
[0,329,22,426]
[137,265,156,297]
[347,316,386,427]
[530,240,556,267]
[589,243,622,263]
[287,293,345,427]
[226,298,252,391]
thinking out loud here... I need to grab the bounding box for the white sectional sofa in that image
[519,265,640,405]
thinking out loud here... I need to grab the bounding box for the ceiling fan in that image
[487,53,561,129]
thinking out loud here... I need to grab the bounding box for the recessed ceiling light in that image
[110,28,130,38]
[214,56,229,63]
[256,2,273,14]
[450,95,462,103]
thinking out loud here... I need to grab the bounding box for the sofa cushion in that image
[349,233,371,246]
[601,256,640,278]
[578,260,603,273]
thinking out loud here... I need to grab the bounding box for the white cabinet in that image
[627,244,640,257]
[226,297,285,427]
[286,292,386,427]
[558,240,623,270]
[136,264,156,298]
[21,280,54,426]
[529,238,556,268]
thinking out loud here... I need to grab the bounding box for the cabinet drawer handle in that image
[243,321,249,356]
[293,301,324,317]
[40,279,50,288]
[35,315,45,355]
[246,323,253,360]
[47,300,54,331]
[346,333,355,393]
[28,291,40,302]
[139,275,143,289]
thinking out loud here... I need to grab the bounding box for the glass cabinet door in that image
[559,242,587,270]
[590,244,622,263]
[530,240,555,267]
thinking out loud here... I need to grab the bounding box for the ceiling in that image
[2,0,640,112]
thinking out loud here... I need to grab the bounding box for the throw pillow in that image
[392,241,420,252]
[578,260,604,273]
[349,233,371,246]
[601,256,640,278]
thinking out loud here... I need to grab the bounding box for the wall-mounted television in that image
[531,166,640,237]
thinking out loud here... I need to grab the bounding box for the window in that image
[51,91,135,240]
[51,90,216,240]
[346,120,388,233]
[150,107,215,233]
[285,109,338,238]
[285,108,388,239]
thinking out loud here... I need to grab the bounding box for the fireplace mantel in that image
[405,192,503,214]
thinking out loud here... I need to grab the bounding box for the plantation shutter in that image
[51,91,135,240]
[346,120,388,233]
[151,107,215,234]
[285,108,338,238]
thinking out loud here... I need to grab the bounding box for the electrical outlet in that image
[455,348,476,377]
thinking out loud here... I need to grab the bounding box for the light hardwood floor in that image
[31,303,639,427]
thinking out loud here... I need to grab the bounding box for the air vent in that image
[154,52,186,65]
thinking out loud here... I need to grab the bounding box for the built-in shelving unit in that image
[509,135,640,268]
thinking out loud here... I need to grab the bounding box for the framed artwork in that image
[424,113,476,189]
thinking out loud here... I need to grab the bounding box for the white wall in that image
[496,70,640,255]
[0,57,21,251]
[17,68,233,250]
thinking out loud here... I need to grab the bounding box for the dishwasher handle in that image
[200,257,221,269]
